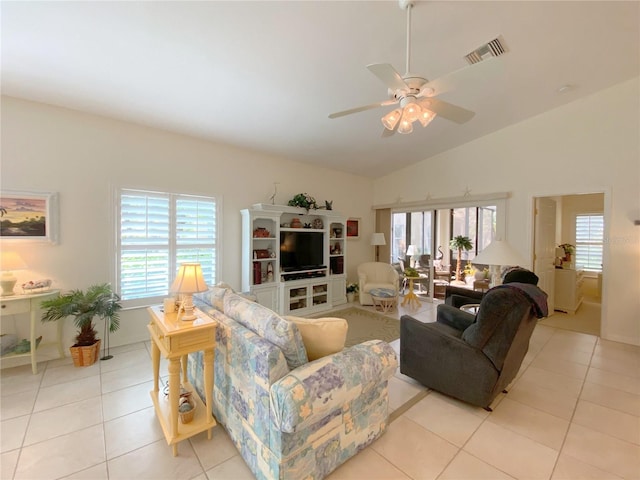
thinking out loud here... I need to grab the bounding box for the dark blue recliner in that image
[400,283,548,410]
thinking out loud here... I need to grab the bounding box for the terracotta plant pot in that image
[69,340,101,367]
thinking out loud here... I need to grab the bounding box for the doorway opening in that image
[533,193,603,336]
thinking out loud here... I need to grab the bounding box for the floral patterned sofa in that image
[188,289,397,480]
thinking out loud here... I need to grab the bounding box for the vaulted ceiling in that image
[2,1,638,177]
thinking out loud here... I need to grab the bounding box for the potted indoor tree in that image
[41,283,122,367]
[449,235,473,284]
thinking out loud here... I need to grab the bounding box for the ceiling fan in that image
[328,0,499,136]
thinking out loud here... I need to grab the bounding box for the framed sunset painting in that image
[0,191,59,243]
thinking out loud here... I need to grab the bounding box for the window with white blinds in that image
[575,214,603,272]
[117,189,217,304]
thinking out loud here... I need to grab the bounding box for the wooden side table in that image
[401,276,421,310]
[370,288,397,314]
[0,290,63,374]
[147,305,217,456]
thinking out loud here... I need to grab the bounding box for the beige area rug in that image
[539,299,601,336]
[318,307,400,347]
[313,306,428,423]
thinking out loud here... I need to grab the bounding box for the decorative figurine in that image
[267,262,274,282]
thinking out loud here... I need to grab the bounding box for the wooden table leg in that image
[181,354,188,384]
[29,308,37,374]
[203,347,215,439]
[168,357,180,456]
[151,340,160,394]
[401,278,421,310]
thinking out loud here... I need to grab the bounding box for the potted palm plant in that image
[346,282,359,303]
[449,236,473,284]
[41,283,122,367]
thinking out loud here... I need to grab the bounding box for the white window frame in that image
[575,213,603,272]
[115,188,218,308]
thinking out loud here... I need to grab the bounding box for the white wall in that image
[559,193,604,247]
[374,78,640,346]
[0,97,375,365]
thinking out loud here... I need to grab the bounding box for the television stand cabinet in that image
[241,204,347,315]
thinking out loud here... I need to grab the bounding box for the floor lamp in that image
[101,293,119,361]
[371,233,386,262]
[100,317,113,361]
[472,239,527,287]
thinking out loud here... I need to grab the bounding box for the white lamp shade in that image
[370,233,386,246]
[170,263,209,294]
[381,109,402,130]
[0,251,27,271]
[0,252,27,296]
[406,245,418,256]
[473,240,526,267]
[397,109,414,134]
[418,108,436,127]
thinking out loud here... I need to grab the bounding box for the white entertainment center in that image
[241,204,347,315]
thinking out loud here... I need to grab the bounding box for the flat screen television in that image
[280,231,324,272]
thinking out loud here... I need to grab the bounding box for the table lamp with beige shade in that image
[472,239,527,287]
[0,251,28,296]
[170,262,209,321]
[406,244,418,268]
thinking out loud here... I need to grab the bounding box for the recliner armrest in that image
[444,287,484,307]
[445,294,482,309]
[437,304,476,331]
[400,315,499,406]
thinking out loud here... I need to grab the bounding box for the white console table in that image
[0,290,63,374]
[554,269,584,314]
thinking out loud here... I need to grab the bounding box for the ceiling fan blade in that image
[367,63,409,91]
[419,97,475,124]
[328,100,397,119]
[420,57,502,97]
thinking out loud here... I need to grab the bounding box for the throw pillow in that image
[284,316,348,361]
[193,282,257,313]
[224,293,308,369]
[193,283,232,312]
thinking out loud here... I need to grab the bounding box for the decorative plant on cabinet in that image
[41,283,122,367]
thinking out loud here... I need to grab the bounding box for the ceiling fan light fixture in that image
[404,101,422,122]
[418,109,436,127]
[328,0,480,135]
[381,108,402,130]
[397,110,414,134]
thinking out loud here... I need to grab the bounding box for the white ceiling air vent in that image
[465,36,508,65]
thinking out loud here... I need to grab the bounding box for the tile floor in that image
[1,300,639,480]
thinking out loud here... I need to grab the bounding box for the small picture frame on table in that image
[346,218,360,239]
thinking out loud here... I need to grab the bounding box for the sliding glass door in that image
[391,205,497,299]
[451,206,497,265]
[391,211,434,264]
